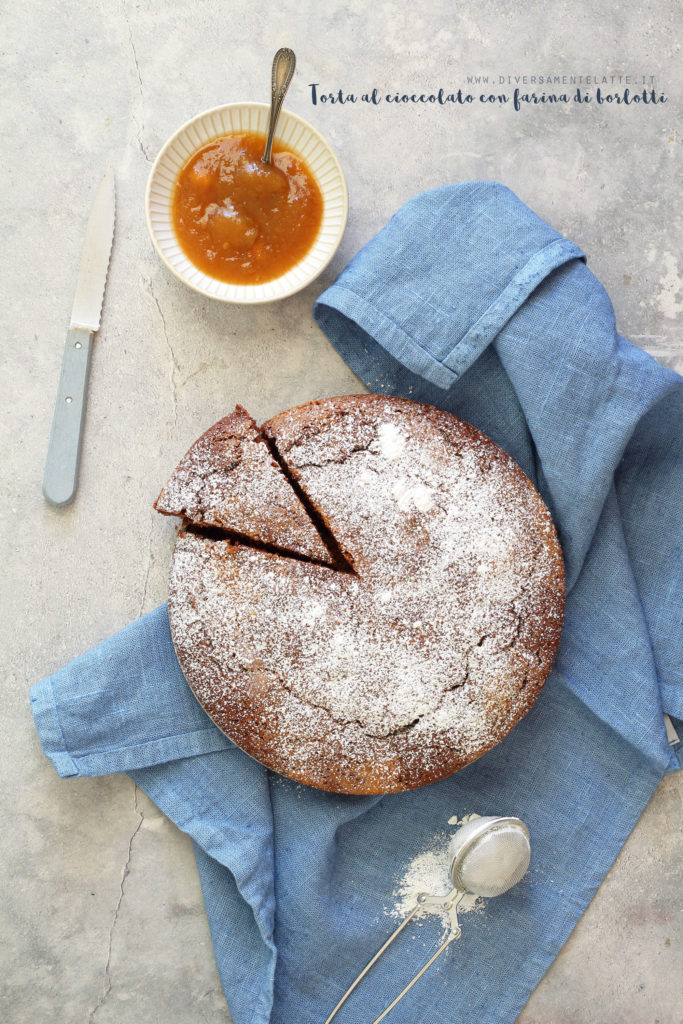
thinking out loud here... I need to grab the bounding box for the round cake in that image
[163,395,565,794]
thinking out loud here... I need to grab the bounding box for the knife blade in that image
[43,169,116,507]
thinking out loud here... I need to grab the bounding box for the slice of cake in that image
[155,405,333,565]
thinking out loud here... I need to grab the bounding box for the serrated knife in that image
[43,169,116,507]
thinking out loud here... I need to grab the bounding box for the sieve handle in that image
[322,889,464,1024]
[370,932,459,1024]
[322,902,423,1024]
[419,887,465,936]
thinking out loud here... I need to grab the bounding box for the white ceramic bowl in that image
[145,102,348,304]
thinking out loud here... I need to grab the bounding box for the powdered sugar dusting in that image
[378,421,406,460]
[167,396,565,794]
[392,479,435,512]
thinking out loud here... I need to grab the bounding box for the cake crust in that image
[165,395,565,794]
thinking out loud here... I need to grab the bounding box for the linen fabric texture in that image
[31,182,682,1024]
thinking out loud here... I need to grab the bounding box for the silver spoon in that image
[323,816,531,1024]
[262,47,296,165]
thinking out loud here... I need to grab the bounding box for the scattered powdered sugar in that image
[448,813,481,827]
[301,600,326,625]
[410,483,435,512]
[388,816,485,937]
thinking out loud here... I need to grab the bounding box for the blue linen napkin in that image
[31,182,682,1024]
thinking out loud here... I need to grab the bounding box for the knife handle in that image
[43,327,94,507]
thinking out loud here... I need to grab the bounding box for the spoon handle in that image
[262,47,296,164]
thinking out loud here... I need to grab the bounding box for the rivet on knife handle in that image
[42,328,94,507]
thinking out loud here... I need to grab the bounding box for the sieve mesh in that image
[455,825,531,897]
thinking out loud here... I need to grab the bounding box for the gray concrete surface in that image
[2,1,681,1022]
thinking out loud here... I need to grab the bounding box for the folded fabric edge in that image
[29,674,233,778]
[663,715,682,774]
[440,237,585,377]
[554,666,680,777]
[189,839,277,1024]
[128,761,278,1024]
[188,839,276,1024]
[29,677,79,777]
[314,238,584,392]
[315,284,458,389]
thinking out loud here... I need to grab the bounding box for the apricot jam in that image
[172,132,324,285]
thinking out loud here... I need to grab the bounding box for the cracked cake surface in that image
[165,394,565,794]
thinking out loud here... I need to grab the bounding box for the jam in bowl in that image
[146,103,348,303]
[173,131,323,286]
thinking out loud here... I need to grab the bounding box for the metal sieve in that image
[323,815,531,1024]
[449,815,531,897]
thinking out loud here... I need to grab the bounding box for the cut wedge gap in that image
[262,435,357,575]
[183,522,355,574]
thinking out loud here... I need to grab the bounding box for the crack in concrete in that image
[121,1,152,162]
[137,513,155,618]
[89,783,144,1023]
[142,275,179,427]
